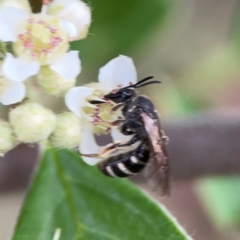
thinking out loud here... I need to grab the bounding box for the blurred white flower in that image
[37,66,77,95]
[65,55,137,165]
[50,111,81,149]
[10,102,56,143]
[47,0,91,41]
[0,53,39,105]
[36,51,81,95]
[0,1,83,92]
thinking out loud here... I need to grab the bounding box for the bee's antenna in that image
[124,76,161,89]
[135,80,161,88]
[134,76,154,86]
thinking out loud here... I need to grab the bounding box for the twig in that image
[163,109,240,180]
[2,109,240,192]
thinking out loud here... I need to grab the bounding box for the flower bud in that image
[50,112,80,149]
[37,66,76,95]
[48,0,91,41]
[0,0,31,12]
[0,120,15,156]
[10,102,56,143]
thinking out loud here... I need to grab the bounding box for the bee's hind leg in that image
[78,152,99,158]
[111,103,125,112]
[107,134,141,150]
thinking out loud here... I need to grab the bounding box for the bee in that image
[82,76,170,196]
[98,141,150,178]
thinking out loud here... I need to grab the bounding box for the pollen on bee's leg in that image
[79,152,99,158]
[98,141,127,158]
[100,140,129,153]
[111,103,124,112]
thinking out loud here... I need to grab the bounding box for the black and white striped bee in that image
[82,76,170,196]
[98,140,150,178]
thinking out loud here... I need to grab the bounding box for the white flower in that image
[98,55,137,92]
[0,1,83,89]
[65,55,137,165]
[10,102,56,143]
[50,112,81,149]
[37,66,77,95]
[0,53,38,105]
[36,51,81,95]
[47,0,91,41]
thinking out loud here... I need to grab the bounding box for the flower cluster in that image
[0,0,137,167]
[0,0,90,104]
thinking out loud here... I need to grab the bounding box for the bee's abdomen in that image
[98,143,150,178]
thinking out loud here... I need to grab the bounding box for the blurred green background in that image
[2,0,240,239]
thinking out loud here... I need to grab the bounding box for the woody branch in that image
[164,109,240,180]
[1,109,240,192]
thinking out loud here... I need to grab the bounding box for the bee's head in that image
[104,88,136,103]
[105,76,161,103]
[89,76,161,105]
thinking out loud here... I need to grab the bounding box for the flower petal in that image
[0,20,16,41]
[0,7,28,41]
[50,51,81,79]
[111,127,132,143]
[2,53,40,82]
[0,0,31,12]
[65,86,94,117]
[59,19,78,39]
[79,122,102,165]
[48,0,91,41]
[98,55,137,92]
[0,81,25,105]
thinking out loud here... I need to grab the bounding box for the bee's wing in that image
[140,112,170,196]
[143,144,170,197]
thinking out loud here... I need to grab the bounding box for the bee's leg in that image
[80,141,125,158]
[107,134,142,150]
[79,152,99,158]
[111,103,125,112]
[109,119,125,127]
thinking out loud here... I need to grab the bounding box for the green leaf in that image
[12,149,190,240]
